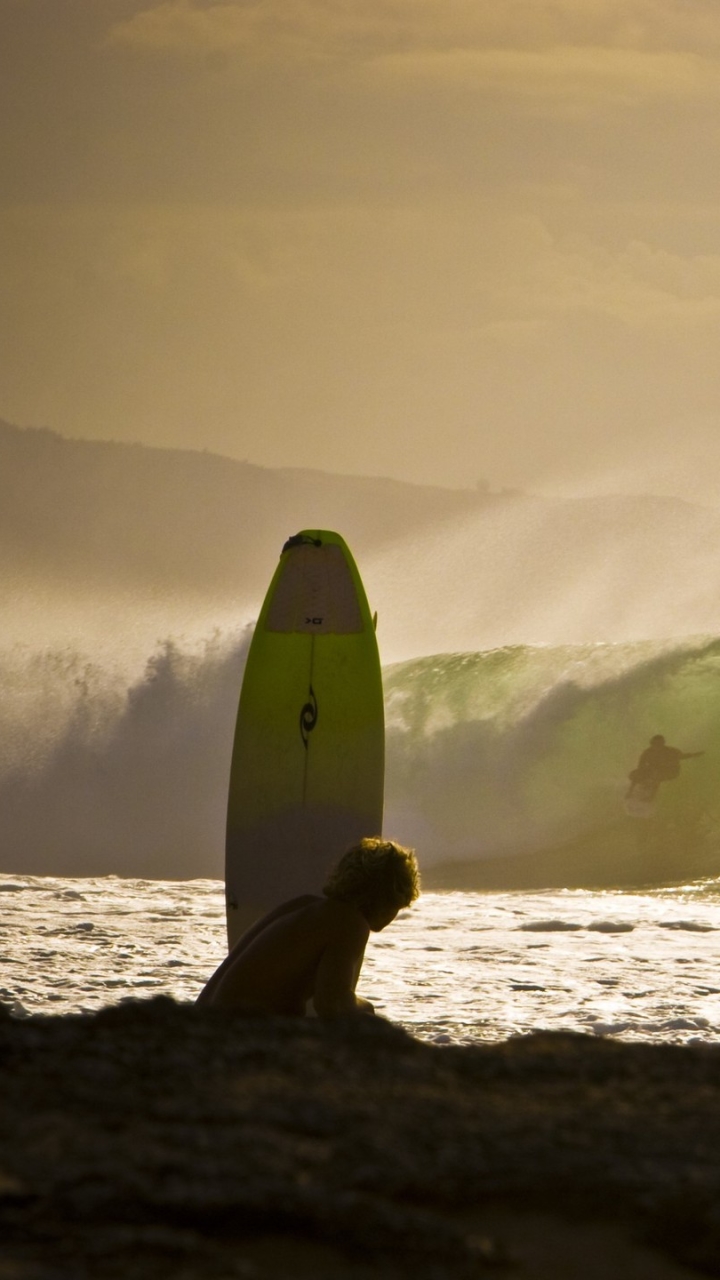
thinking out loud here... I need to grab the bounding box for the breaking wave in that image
[0,631,250,878]
[0,631,718,882]
[383,637,720,866]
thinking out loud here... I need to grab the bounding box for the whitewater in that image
[1,873,719,1046]
[1,631,719,879]
[1,621,719,1045]
[5,433,720,1049]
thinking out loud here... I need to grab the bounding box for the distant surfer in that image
[626,735,704,801]
[196,838,419,1017]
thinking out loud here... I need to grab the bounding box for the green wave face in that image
[383,637,720,866]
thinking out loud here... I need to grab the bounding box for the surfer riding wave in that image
[626,734,705,802]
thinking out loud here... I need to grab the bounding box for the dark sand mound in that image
[0,998,718,1277]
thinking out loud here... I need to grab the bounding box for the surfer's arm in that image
[312,913,372,1017]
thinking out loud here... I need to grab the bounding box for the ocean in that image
[1,630,718,1043]
[2,630,719,880]
[1,873,719,1046]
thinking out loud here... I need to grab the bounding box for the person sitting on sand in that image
[626,734,704,800]
[196,837,419,1017]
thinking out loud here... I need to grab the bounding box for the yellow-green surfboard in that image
[225,530,384,948]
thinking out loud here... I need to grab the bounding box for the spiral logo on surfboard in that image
[300,685,318,748]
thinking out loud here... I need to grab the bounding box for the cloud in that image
[364,46,720,110]
[499,222,720,324]
[7,197,720,352]
[107,0,720,65]
[5,195,720,499]
[106,0,387,61]
[106,0,720,117]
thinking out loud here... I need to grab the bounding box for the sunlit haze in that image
[4,1,720,501]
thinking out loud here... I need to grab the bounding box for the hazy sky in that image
[3,0,720,499]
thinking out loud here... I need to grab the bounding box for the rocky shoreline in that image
[1,998,719,1278]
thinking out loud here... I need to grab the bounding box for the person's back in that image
[637,740,682,782]
[196,837,419,1017]
[200,896,370,1016]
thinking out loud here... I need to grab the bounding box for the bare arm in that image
[312,912,372,1017]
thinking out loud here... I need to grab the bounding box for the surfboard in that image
[225,530,385,948]
[623,783,656,820]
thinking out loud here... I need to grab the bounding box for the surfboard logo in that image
[300,685,318,748]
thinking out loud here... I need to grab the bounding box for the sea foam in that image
[0,632,718,881]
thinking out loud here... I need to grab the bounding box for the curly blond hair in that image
[323,837,419,910]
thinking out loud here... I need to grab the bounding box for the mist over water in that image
[1,627,718,880]
[2,428,720,881]
[364,495,720,661]
[0,631,250,878]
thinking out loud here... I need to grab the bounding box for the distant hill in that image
[2,418,720,661]
[0,419,485,600]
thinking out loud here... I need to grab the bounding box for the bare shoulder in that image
[314,897,369,941]
[232,894,322,950]
[278,894,321,914]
